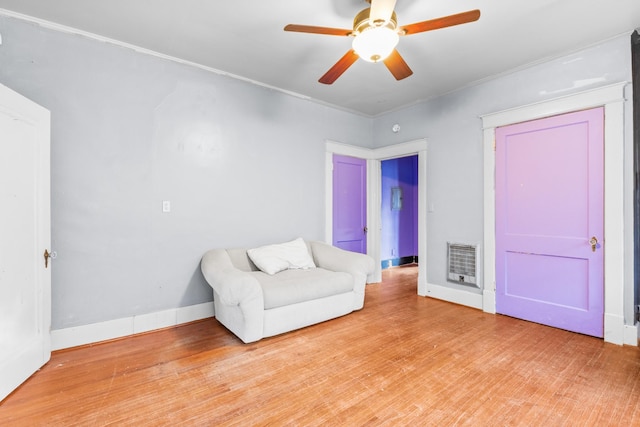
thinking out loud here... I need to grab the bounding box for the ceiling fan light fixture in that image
[352,26,399,62]
[285,5,479,83]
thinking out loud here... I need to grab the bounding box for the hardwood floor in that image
[2,265,640,426]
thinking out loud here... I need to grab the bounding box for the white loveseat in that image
[200,238,375,343]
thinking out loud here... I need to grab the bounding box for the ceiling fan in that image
[284,0,480,84]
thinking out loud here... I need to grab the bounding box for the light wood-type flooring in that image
[2,265,640,426]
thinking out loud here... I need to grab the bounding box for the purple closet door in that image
[333,154,367,254]
[495,107,604,337]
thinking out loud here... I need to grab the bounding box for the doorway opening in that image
[325,139,427,293]
[381,155,419,270]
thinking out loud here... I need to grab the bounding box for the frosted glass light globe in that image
[352,26,399,63]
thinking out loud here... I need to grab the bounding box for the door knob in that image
[43,249,56,268]
[363,226,368,234]
[590,237,598,252]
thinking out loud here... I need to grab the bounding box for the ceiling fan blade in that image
[319,49,359,84]
[369,0,397,25]
[399,9,481,35]
[284,24,352,36]
[383,49,413,81]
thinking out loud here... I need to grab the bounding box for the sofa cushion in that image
[251,268,353,309]
[247,238,316,275]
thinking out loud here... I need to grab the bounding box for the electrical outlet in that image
[162,200,171,213]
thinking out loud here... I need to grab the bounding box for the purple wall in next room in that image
[381,155,418,268]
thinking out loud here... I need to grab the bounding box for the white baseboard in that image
[424,282,483,310]
[367,272,381,284]
[482,289,496,314]
[50,299,638,350]
[624,323,639,346]
[427,286,639,346]
[604,313,625,345]
[51,302,215,351]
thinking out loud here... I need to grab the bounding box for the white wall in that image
[373,35,635,320]
[0,16,372,330]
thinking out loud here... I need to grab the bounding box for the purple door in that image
[495,107,604,337]
[333,154,367,254]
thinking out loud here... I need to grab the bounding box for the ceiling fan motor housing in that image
[353,8,398,33]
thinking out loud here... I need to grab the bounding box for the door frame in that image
[325,139,428,293]
[481,82,636,345]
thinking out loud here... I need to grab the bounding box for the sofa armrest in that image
[309,241,375,278]
[201,249,263,306]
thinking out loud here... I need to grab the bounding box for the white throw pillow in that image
[247,238,316,275]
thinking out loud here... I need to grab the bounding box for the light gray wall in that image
[0,16,372,330]
[373,35,633,295]
[1,14,634,331]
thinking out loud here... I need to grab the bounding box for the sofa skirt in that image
[262,291,356,339]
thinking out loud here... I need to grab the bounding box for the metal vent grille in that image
[447,242,478,287]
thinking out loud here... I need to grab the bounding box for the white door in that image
[0,83,51,402]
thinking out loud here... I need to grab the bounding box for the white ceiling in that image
[0,0,639,116]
